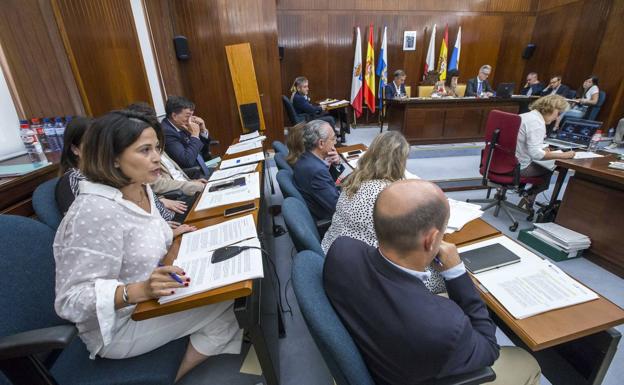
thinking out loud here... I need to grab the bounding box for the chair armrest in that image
[432,367,496,385]
[0,324,77,360]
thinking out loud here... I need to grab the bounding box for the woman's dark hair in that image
[588,76,599,86]
[127,101,157,118]
[165,96,195,118]
[578,75,600,96]
[80,110,163,189]
[445,69,459,87]
[59,116,94,174]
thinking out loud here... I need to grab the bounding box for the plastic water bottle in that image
[54,117,66,150]
[19,120,47,163]
[31,118,51,152]
[43,118,60,151]
[607,127,615,137]
[588,129,602,152]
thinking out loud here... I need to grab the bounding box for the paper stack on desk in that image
[195,172,260,211]
[225,141,262,155]
[159,215,264,304]
[530,222,591,253]
[220,152,265,169]
[208,163,258,182]
[445,199,484,234]
[329,99,349,107]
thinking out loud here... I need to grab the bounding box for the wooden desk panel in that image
[443,219,500,246]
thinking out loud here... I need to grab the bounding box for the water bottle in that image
[588,129,602,152]
[19,120,47,163]
[607,127,615,138]
[31,118,51,152]
[43,118,60,151]
[54,117,66,150]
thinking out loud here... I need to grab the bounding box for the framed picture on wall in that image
[403,31,417,51]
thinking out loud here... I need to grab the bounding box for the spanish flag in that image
[437,25,449,81]
[363,24,376,113]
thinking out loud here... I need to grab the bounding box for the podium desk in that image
[385,97,531,144]
[553,154,624,278]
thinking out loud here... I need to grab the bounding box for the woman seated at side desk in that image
[320,131,446,293]
[54,110,242,382]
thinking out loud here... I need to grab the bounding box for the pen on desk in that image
[158,263,185,284]
[434,256,444,267]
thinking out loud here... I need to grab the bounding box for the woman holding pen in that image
[53,110,242,382]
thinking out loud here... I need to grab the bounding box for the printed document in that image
[220,152,265,169]
[177,214,257,261]
[239,131,260,141]
[458,236,598,319]
[446,199,483,233]
[226,141,262,155]
[159,237,264,304]
[208,163,258,182]
[195,172,260,211]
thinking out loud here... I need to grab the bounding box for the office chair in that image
[239,103,260,132]
[272,140,288,155]
[32,177,62,230]
[281,197,324,255]
[0,215,188,385]
[276,171,332,235]
[282,95,304,126]
[274,152,293,172]
[466,110,545,231]
[292,251,496,385]
[585,90,606,121]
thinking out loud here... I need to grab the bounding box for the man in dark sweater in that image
[323,179,541,385]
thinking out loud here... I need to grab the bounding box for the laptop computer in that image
[544,118,602,150]
[495,83,514,98]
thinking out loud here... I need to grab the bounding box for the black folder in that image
[459,243,520,274]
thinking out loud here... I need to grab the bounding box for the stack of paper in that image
[329,100,349,107]
[225,141,262,155]
[530,222,591,252]
[220,152,265,169]
[342,151,366,169]
[239,131,260,141]
[195,172,261,211]
[159,215,264,304]
[445,199,484,234]
[458,236,598,319]
[208,163,258,182]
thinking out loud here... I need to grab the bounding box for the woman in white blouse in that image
[516,95,575,209]
[321,131,446,293]
[559,76,600,122]
[54,111,242,382]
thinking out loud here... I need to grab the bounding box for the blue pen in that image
[434,256,444,267]
[158,263,185,284]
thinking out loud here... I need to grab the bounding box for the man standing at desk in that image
[324,179,541,385]
[466,65,494,98]
[521,72,545,96]
[384,69,408,99]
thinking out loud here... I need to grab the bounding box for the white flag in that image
[424,24,437,78]
[350,27,363,117]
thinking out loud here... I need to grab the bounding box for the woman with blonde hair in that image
[516,94,575,209]
[285,121,306,165]
[321,131,445,294]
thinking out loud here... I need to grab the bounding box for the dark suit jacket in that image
[465,77,493,97]
[324,237,500,385]
[384,82,407,99]
[520,83,545,96]
[292,92,322,119]
[293,151,339,220]
[161,118,211,170]
[540,84,570,97]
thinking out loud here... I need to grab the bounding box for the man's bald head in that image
[373,180,449,254]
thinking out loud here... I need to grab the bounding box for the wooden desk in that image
[443,218,500,246]
[385,97,531,144]
[553,154,624,278]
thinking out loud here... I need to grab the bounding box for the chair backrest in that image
[32,177,62,230]
[282,95,304,126]
[585,90,606,121]
[274,152,293,172]
[456,83,467,97]
[479,110,522,179]
[404,85,412,97]
[0,215,66,340]
[272,140,289,155]
[282,197,323,255]
[566,89,577,99]
[418,85,434,97]
[276,170,305,203]
[292,251,375,385]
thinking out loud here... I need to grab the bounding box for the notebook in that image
[460,243,521,274]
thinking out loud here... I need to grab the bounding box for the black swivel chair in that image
[282,95,305,126]
[585,91,606,121]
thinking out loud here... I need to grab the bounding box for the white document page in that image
[159,238,264,304]
[239,131,260,141]
[548,150,604,160]
[342,151,366,169]
[226,141,262,155]
[458,236,598,319]
[208,163,258,182]
[445,199,484,233]
[220,152,265,169]
[329,99,349,107]
[177,214,257,261]
[195,172,260,211]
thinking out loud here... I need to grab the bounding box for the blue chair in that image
[293,251,496,385]
[282,95,305,126]
[32,177,62,230]
[274,152,292,172]
[585,90,606,121]
[276,170,305,203]
[282,197,323,255]
[292,251,375,385]
[272,140,288,155]
[0,215,188,385]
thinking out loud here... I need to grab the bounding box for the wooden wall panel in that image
[278,0,538,12]
[0,0,83,118]
[52,0,153,116]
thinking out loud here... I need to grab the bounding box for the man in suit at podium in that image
[540,75,570,97]
[162,96,212,178]
[466,65,494,97]
[384,69,408,99]
[520,72,545,96]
